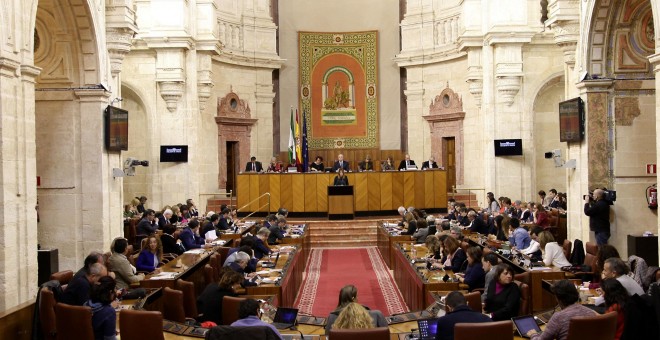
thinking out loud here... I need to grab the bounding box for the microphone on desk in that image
[289,320,305,340]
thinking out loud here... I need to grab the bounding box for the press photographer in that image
[583,188,613,245]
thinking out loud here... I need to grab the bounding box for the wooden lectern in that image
[328,185,354,220]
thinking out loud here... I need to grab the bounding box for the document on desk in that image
[150,271,179,280]
[529,266,551,271]
[184,249,206,254]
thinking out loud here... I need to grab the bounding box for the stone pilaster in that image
[465,48,484,108]
[648,53,660,257]
[197,53,214,113]
[403,66,425,158]
[155,48,187,113]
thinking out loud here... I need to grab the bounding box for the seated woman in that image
[484,264,520,321]
[325,285,387,334]
[135,235,163,273]
[432,236,467,272]
[538,231,571,268]
[457,246,486,291]
[85,276,117,340]
[411,219,429,243]
[197,271,244,325]
[333,168,349,186]
[266,157,282,173]
[601,278,628,340]
[533,203,550,228]
[310,156,324,172]
[381,156,395,171]
[424,235,443,260]
[490,215,509,242]
[527,280,596,339]
[331,303,375,331]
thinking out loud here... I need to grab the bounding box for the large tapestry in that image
[299,31,379,149]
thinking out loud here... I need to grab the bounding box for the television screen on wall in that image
[494,139,523,156]
[105,105,128,151]
[559,97,584,142]
[160,145,188,162]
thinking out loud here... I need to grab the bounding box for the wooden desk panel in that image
[237,171,447,213]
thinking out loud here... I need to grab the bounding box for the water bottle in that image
[411,246,417,259]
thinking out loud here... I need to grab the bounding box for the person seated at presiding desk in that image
[161,224,185,255]
[253,227,273,259]
[268,216,288,245]
[325,285,387,333]
[136,209,157,236]
[538,231,571,268]
[435,291,492,340]
[484,264,520,321]
[108,238,145,290]
[381,156,395,171]
[266,157,283,173]
[421,156,439,170]
[245,156,263,172]
[135,235,163,273]
[230,298,284,339]
[310,156,325,172]
[358,155,375,171]
[60,263,108,306]
[197,271,244,325]
[456,247,486,291]
[527,280,597,339]
[180,219,209,250]
[601,257,645,296]
[85,276,118,340]
[508,218,531,250]
[332,153,350,172]
[333,168,349,186]
[398,154,417,170]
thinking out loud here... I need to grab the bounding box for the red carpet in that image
[294,247,408,317]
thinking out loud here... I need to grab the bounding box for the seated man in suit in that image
[436,291,492,340]
[358,155,374,171]
[244,156,263,172]
[332,153,350,172]
[467,211,489,234]
[421,156,439,169]
[397,154,417,170]
[60,263,108,305]
[136,209,157,235]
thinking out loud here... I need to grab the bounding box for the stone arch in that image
[121,83,153,203]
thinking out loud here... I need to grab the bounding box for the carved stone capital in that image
[550,20,579,66]
[106,27,136,76]
[197,83,214,112]
[466,78,483,108]
[158,81,185,112]
[496,76,521,106]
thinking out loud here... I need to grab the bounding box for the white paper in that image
[205,230,217,241]
[185,248,206,254]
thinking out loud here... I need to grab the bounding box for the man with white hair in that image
[158,209,173,229]
[227,251,259,287]
[584,188,611,245]
[332,153,350,172]
[397,206,406,226]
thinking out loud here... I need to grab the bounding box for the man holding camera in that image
[583,188,610,245]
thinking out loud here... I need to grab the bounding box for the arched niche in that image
[216,90,256,190]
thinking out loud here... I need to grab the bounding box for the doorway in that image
[443,137,456,191]
[226,141,239,193]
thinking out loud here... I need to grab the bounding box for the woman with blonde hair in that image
[332,302,374,330]
[325,285,387,334]
[135,235,163,273]
[424,235,442,259]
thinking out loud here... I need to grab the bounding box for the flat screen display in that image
[559,97,584,142]
[105,105,128,151]
[494,139,523,156]
[160,145,188,162]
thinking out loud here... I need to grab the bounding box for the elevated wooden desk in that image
[377,222,414,268]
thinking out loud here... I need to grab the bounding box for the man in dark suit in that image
[332,153,350,172]
[397,154,417,170]
[467,211,489,234]
[358,155,374,171]
[421,156,439,170]
[436,291,492,340]
[136,209,157,235]
[244,156,263,172]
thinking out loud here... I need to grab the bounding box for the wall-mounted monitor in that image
[494,139,523,156]
[160,145,188,162]
[105,105,128,151]
[559,97,584,142]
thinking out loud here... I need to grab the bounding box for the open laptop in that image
[271,307,299,329]
[412,318,439,340]
[512,315,542,338]
[261,252,280,268]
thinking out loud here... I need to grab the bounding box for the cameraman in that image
[583,189,610,245]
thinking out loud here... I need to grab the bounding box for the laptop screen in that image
[417,318,439,340]
[512,315,541,338]
[273,307,299,324]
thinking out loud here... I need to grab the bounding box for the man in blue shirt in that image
[231,299,283,339]
[508,218,531,250]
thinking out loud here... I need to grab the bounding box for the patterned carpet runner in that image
[294,247,408,317]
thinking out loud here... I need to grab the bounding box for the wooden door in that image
[444,137,456,191]
[226,141,238,193]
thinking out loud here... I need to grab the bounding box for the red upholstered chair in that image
[562,240,572,263]
[222,296,246,325]
[49,270,73,285]
[454,320,513,340]
[216,247,230,269]
[464,291,482,313]
[328,327,390,340]
[204,264,215,286]
[515,280,531,315]
[163,287,186,323]
[119,309,165,340]
[566,311,617,340]
[175,279,199,319]
[585,242,598,256]
[54,303,94,340]
[39,288,57,340]
[209,253,221,281]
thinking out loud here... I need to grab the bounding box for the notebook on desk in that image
[261,252,280,268]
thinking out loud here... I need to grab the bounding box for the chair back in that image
[54,303,94,340]
[566,311,617,340]
[175,279,198,318]
[119,309,165,340]
[515,280,531,315]
[222,296,246,325]
[454,320,512,340]
[210,253,221,281]
[204,264,215,286]
[562,240,572,262]
[328,327,390,340]
[49,270,73,285]
[163,287,186,323]
[464,291,482,313]
[216,247,230,269]
[39,288,57,339]
[585,241,598,256]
